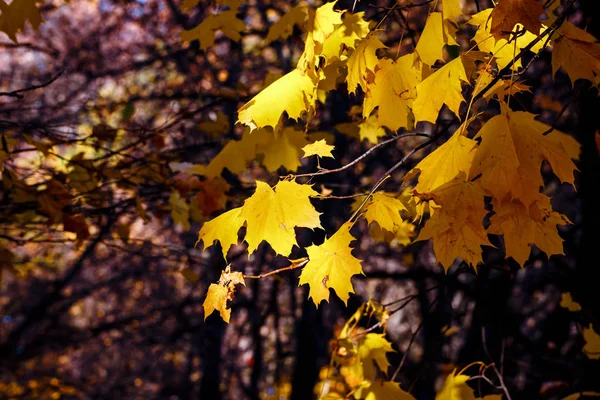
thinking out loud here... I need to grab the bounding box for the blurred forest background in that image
[1,0,600,399]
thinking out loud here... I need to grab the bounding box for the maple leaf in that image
[469,106,578,205]
[488,195,570,267]
[435,369,477,400]
[415,173,492,270]
[413,56,469,123]
[302,139,335,159]
[404,126,478,193]
[0,0,43,42]
[368,220,416,247]
[203,266,245,323]
[469,9,545,70]
[415,12,458,66]
[552,22,600,86]
[560,292,582,312]
[364,381,415,400]
[237,69,317,133]
[358,114,388,144]
[360,192,407,234]
[358,333,394,380]
[489,0,544,41]
[197,207,244,259]
[265,4,308,43]
[306,0,342,44]
[347,33,387,94]
[442,0,463,22]
[241,180,322,256]
[181,10,245,51]
[255,126,309,171]
[363,53,420,131]
[321,11,370,62]
[299,222,363,306]
[583,324,600,360]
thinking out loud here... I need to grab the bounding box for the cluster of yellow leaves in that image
[317,300,414,400]
[0,0,43,42]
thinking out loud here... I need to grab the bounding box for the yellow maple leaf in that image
[181,10,245,51]
[368,220,416,247]
[306,0,342,44]
[298,222,363,306]
[552,21,600,86]
[415,12,458,66]
[488,195,570,267]
[435,369,477,400]
[442,0,463,22]
[255,126,309,171]
[196,207,245,259]
[265,4,308,43]
[363,53,420,131]
[469,9,545,70]
[0,0,43,42]
[469,107,578,205]
[358,333,394,380]
[203,266,245,323]
[413,56,468,123]
[415,173,491,270]
[358,114,388,144]
[560,292,582,312]
[241,180,322,256]
[489,0,544,41]
[347,33,387,94]
[583,324,600,360]
[237,69,317,133]
[321,11,370,62]
[365,381,415,400]
[360,192,407,234]
[302,139,335,159]
[404,127,478,193]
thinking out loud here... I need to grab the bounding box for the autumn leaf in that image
[488,195,570,267]
[364,381,415,400]
[241,180,322,256]
[197,207,245,259]
[469,106,578,206]
[435,369,477,400]
[265,4,308,43]
[255,126,309,171]
[583,324,600,360]
[347,33,387,94]
[359,192,407,234]
[413,56,469,124]
[363,53,420,131]
[442,0,463,22]
[0,0,43,42]
[358,114,388,144]
[203,266,245,323]
[416,12,458,66]
[302,139,335,159]
[489,0,544,41]
[552,21,600,86]
[181,10,245,51]
[560,292,582,312]
[358,333,394,380]
[469,9,545,70]
[415,173,492,270]
[299,222,363,306]
[404,126,478,193]
[169,191,190,231]
[237,69,317,133]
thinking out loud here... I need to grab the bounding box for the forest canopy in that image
[1,0,600,399]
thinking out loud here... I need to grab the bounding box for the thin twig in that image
[0,69,65,99]
[481,327,513,400]
[244,258,308,279]
[289,132,429,179]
